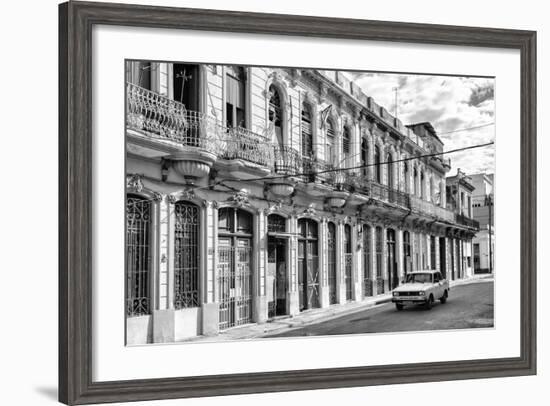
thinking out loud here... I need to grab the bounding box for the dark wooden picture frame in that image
[59,1,536,404]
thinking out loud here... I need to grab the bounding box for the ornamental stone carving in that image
[303,203,317,217]
[126,174,144,193]
[228,189,250,207]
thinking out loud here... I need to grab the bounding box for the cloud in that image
[351,71,495,175]
[468,84,494,107]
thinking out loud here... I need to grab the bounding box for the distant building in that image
[469,173,494,274]
[446,169,479,279]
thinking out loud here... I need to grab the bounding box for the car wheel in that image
[425,295,434,310]
[440,290,448,304]
[395,303,404,311]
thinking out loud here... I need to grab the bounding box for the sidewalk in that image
[180,274,494,343]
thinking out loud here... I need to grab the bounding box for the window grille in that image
[375,226,383,279]
[217,208,253,330]
[267,214,286,233]
[174,201,200,309]
[363,224,373,296]
[126,195,151,317]
[344,224,353,301]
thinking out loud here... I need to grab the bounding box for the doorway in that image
[387,229,398,290]
[267,237,287,318]
[217,208,253,330]
[297,219,320,311]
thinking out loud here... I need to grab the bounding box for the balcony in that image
[127,82,274,179]
[127,82,219,150]
[455,213,480,230]
[273,146,303,177]
[126,82,220,179]
[410,196,455,222]
[215,126,274,179]
[220,126,273,167]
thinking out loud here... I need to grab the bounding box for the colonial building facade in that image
[470,173,494,274]
[125,61,479,344]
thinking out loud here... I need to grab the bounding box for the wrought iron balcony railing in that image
[220,126,273,167]
[127,83,275,168]
[410,196,455,222]
[273,145,303,176]
[126,82,220,150]
[455,213,480,229]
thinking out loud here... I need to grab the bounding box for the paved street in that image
[266,280,494,338]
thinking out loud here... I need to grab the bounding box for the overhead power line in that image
[216,141,494,184]
[438,122,494,135]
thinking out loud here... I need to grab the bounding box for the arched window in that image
[344,224,353,301]
[301,103,313,158]
[387,153,394,189]
[174,201,200,309]
[126,194,152,316]
[269,85,283,147]
[361,138,369,177]
[374,146,381,183]
[404,162,409,193]
[326,119,336,165]
[342,126,351,166]
[420,171,425,199]
[413,167,419,196]
[225,66,246,129]
[430,176,435,203]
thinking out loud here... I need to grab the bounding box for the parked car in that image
[391,270,449,310]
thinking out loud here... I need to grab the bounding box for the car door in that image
[433,272,443,298]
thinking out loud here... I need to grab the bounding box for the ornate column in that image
[158,195,170,311]
[288,214,299,315]
[396,228,404,282]
[381,225,388,292]
[151,193,173,343]
[253,208,268,323]
[435,235,441,271]
[201,201,219,336]
[336,220,346,304]
[351,224,363,301]
[369,224,377,296]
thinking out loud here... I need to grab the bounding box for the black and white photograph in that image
[125,61,495,345]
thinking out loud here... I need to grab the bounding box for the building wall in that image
[125,61,476,344]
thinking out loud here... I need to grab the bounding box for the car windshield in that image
[406,273,433,284]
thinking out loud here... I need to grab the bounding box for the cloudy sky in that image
[348,72,495,175]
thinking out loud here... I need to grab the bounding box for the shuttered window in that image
[226,67,246,128]
[326,120,335,164]
[301,103,313,157]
